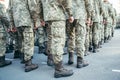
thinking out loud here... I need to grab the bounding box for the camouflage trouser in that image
[47,21,66,64]
[0,27,6,57]
[17,26,34,61]
[75,20,86,58]
[112,24,116,35]
[66,20,75,53]
[107,23,112,37]
[101,24,104,40]
[92,22,99,45]
[104,23,109,38]
[45,24,51,54]
[85,25,90,52]
[67,19,86,58]
[14,32,22,51]
[89,26,93,44]
[98,23,102,42]
[37,27,45,47]
[6,33,10,47]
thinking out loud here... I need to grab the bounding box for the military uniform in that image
[85,21,90,55]
[36,0,53,66]
[103,1,113,42]
[0,2,12,67]
[100,14,104,44]
[7,1,22,58]
[67,0,91,68]
[106,4,114,40]
[89,22,93,51]
[38,0,73,78]
[97,0,104,47]
[109,5,116,39]
[8,0,38,72]
[91,0,102,52]
[111,8,117,37]
[34,0,45,54]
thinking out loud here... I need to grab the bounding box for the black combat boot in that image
[39,46,48,56]
[43,41,48,56]
[84,47,90,56]
[38,46,45,54]
[104,37,108,43]
[101,39,104,45]
[47,54,54,66]
[89,42,93,52]
[14,50,21,59]
[107,36,112,40]
[0,56,12,67]
[9,44,14,51]
[76,57,89,68]
[20,53,26,64]
[112,32,114,37]
[93,43,99,53]
[5,46,13,53]
[54,61,73,78]
[98,41,102,48]
[25,59,38,72]
[68,52,74,65]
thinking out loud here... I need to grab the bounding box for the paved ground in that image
[0,29,120,80]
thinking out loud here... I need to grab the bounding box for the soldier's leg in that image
[43,26,48,55]
[104,24,107,43]
[85,25,90,56]
[67,20,75,65]
[47,21,73,78]
[75,20,89,68]
[9,35,14,51]
[0,30,12,67]
[37,27,45,54]
[109,26,112,40]
[107,23,112,40]
[5,33,13,53]
[106,23,110,41]
[92,22,99,53]
[110,24,113,39]
[112,24,116,37]
[101,24,104,44]
[46,24,54,66]
[18,26,38,72]
[111,25,114,37]
[98,24,102,48]
[5,32,9,53]
[13,31,22,59]
[89,26,93,52]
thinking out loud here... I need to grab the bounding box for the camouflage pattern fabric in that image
[39,0,72,64]
[103,1,113,38]
[67,0,92,58]
[0,3,7,56]
[8,0,38,61]
[47,21,66,64]
[17,26,34,61]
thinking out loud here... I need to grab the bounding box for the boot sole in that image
[76,64,89,68]
[54,73,73,78]
[47,61,54,66]
[0,62,12,67]
[68,61,74,65]
[25,66,38,72]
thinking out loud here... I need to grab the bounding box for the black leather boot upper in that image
[0,56,12,67]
